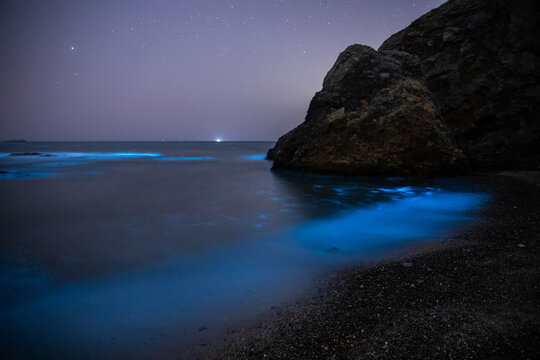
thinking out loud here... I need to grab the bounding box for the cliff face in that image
[380,0,540,169]
[269,0,540,175]
[267,46,463,176]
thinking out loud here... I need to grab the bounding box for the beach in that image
[1,143,491,359]
[204,172,539,359]
[1,144,537,359]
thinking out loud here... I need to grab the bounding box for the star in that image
[70,46,75,50]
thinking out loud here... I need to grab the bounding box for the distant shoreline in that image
[201,172,540,359]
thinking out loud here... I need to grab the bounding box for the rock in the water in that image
[379,0,540,170]
[268,45,463,176]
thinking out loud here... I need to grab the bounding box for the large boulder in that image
[268,45,463,176]
[269,0,539,176]
[379,0,540,169]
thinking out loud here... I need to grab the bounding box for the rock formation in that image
[268,0,540,175]
[267,46,463,176]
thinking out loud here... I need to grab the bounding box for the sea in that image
[0,141,487,359]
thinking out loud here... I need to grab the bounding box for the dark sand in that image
[198,173,539,359]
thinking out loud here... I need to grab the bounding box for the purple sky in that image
[0,0,445,141]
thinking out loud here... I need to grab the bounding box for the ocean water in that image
[0,142,487,359]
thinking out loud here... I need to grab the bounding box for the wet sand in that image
[200,173,539,359]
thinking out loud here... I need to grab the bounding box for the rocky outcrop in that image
[268,45,463,176]
[380,0,540,169]
[269,0,540,175]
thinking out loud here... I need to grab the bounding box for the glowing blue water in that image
[243,153,267,160]
[0,151,162,179]
[294,191,484,253]
[0,141,487,359]
[155,156,217,161]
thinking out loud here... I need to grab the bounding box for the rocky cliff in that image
[267,46,463,176]
[268,0,540,175]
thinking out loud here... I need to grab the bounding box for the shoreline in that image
[199,172,539,359]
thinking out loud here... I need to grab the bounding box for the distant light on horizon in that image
[215,138,222,143]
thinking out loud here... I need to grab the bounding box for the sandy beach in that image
[200,172,539,359]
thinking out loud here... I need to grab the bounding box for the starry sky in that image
[0,0,445,141]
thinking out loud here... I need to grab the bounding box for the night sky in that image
[0,0,445,141]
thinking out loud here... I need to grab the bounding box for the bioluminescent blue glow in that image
[372,186,416,195]
[0,141,488,359]
[0,187,487,359]
[155,157,217,161]
[243,154,267,160]
[0,152,164,180]
[0,259,51,307]
[0,245,314,359]
[294,191,487,253]
[3,152,162,159]
[53,152,163,160]
[0,169,56,179]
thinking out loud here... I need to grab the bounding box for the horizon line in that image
[0,140,277,143]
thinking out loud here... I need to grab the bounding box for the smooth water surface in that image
[0,142,487,359]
